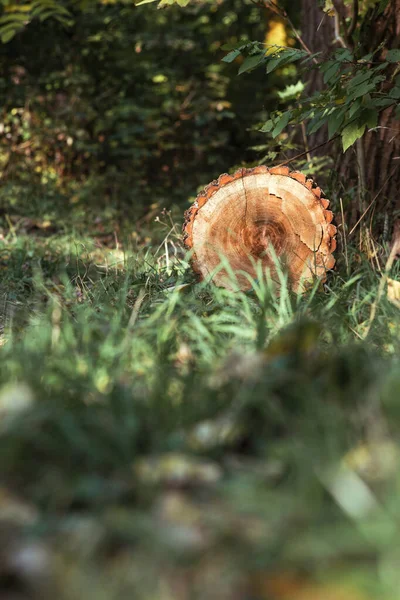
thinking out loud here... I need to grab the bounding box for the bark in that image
[183,166,336,292]
[361,0,400,223]
[301,0,400,233]
[300,0,336,153]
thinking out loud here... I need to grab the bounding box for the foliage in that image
[1,222,400,598]
[0,0,275,220]
[0,0,72,43]
[129,0,399,158]
[225,41,400,152]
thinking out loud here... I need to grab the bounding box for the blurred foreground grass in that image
[1,215,400,600]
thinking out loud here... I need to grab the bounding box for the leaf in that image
[327,109,345,139]
[259,119,273,133]
[55,16,73,26]
[342,122,366,152]
[39,10,59,21]
[346,69,371,90]
[362,108,378,129]
[374,61,389,72]
[271,110,292,137]
[347,81,376,101]
[349,98,361,118]
[386,49,400,63]
[135,0,158,5]
[0,13,29,23]
[222,49,241,63]
[323,0,334,14]
[266,49,305,74]
[307,107,329,135]
[334,48,353,62]
[360,53,373,62]
[0,26,17,43]
[389,86,400,99]
[370,97,394,108]
[265,54,283,73]
[322,61,340,84]
[238,53,264,75]
[221,40,248,51]
[277,80,304,100]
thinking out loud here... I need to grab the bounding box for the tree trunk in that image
[301,0,400,235]
[361,0,400,229]
[300,0,336,154]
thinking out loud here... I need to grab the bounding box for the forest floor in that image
[1,200,400,600]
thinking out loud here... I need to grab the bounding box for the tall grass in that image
[1,230,400,599]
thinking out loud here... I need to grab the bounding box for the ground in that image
[1,197,400,600]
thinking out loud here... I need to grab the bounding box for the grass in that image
[1,209,400,600]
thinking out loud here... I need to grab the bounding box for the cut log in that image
[183,166,336,292]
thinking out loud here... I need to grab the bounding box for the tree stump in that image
[183,166,336,292]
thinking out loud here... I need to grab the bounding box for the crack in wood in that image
[183,167,336,292]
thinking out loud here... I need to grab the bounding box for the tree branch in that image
[347,0,359,38]
[275,134,340,168]
[331,0,356,49]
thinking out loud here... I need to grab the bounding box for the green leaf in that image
[259,119,273,133]
[347,81,376,101]
[322,61,340,84]
[346,70,371,91]
[222,49,241,63]
[346,73,384,102]
[135,0,158,5]
[0,26,17,42]
[386,49,400,63]
[389,86,400,99]
[327,109,345,139]
[349,98,362,118]
[342,122,366,152]
[334,48,353,62]
[221,40,248,51]
[371,97,394,107]
[374,62,388,72]
[360,53,373,62]
[0,13,29,24]
[271,111,292,137]
[266,49,305,74]
[307,113,326,135]
[362,108,378,129]
[39,10,59,21]
[238,53,264,75]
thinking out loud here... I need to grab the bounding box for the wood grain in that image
[183,166,336,292]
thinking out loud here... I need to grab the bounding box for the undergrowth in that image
[1,225,400,599]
